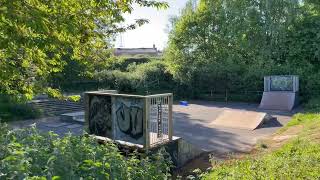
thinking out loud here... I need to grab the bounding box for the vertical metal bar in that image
[168,94,173,141]
[144,97,150,150]
[84,93,90,133]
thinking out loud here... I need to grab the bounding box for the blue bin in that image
[179,101,189,106]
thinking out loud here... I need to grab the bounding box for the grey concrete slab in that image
[43,122,70,128]
[66,124,83,129]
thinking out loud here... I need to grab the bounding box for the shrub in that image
[94,59,174,94]
[0,95,41,122]
[0,124,172,179]
[67,95,81,102]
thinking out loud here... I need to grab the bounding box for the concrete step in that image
[29,99,84,116]
[60,111,85,124]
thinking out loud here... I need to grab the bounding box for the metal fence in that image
[145,94,173,148]
[198,90,264,103]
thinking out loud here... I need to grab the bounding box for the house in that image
[114,44,161,56]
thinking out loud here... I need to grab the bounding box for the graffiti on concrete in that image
[88,95,112,137]
[116,102,144,140]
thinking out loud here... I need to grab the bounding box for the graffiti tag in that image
[116,103,143,139]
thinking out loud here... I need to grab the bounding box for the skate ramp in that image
[211,109,268,130]
[259,92,297,111]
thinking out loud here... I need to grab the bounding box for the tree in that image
[0,0,168,100]
[165,0,319,97]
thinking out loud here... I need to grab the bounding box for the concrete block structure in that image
[259,75,299,111]
[85,91,204,167]
[85,92,173,149]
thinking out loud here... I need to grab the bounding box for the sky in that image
[114,0,190,50]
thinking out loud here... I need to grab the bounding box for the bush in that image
[94,59,174,94]
[0,95,41,122]
[0,124,172,179]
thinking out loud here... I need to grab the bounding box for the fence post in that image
[144,97,150,150]
[168,94,173,141]
[225,89,228,103]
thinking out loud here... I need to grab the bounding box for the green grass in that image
[203,139,320,179]
[203,99,320,180]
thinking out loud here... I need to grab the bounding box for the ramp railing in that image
[145,94,173,148]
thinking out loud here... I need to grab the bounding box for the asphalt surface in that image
[173,101,297,153]
[9,100,298,155]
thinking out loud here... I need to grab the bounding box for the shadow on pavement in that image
[174,111,254,154]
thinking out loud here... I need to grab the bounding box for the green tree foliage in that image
[0,123,171,179]
[93,58,173,94]
[0,0,168,100]
[165,0,320,98]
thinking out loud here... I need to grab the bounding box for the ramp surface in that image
[211,109,267,130]
[259,92,297,111]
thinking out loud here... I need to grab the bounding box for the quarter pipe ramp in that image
[259,92,298,111]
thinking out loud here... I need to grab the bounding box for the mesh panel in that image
[148,96,170,147]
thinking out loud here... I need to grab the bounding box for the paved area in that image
[9,100,299,156]
[173,101,298,154]
[9,117,84,136]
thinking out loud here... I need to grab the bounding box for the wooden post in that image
[168,94,173,141]
[144,97,150,150]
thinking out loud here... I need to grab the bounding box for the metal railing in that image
[145,93,173,148]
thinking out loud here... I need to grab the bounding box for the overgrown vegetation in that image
[0,0,169,120]
[165,0,320,100]
[51,57,175,95]
[0,0,168,100]
[0,96,41,122]
[202,98,320,179]
[48,0,320,102]
[0,124,172,179]
[2,0,318,103]
[203,139,320,179]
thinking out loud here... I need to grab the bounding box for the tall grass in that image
[204,139,320,179]
[203,98,320,179]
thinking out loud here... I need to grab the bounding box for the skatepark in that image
[173,75,299,154]
[9,75,300,166]
[10,100,297,156]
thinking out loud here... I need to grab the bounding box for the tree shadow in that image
[173,111,255,154]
